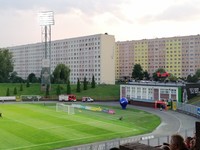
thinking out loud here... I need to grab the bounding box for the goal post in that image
[68,105,75,115]
[56,103,74,115]
[56,103,65,112]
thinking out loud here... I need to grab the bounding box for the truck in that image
[82,97,94,102]
[59,94,76,102]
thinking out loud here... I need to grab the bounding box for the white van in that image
[82,97,94,102]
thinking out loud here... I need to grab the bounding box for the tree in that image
[76,78,81,92]
[193,75,199,82]
[91,75,96,88]
[6,88,10,96]
[20,83,23,91]
[83,77,88,90]
[28,73,38,83]
[195,69,200,79]
[13,87,17,95]
[53,64,70,83]
[187,74,198,83]
[132,64,144,80]
[45,84,50,97]
[143,70,150,80]
[26,80,30,87]
[187,75,192,82]
[66,80,71,94]
[56,85,61,96]
[0,49,14,82]
[10,71,24,83]
[10,71,17,83]
[168,74,178,82]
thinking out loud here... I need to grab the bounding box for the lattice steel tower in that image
[38,11,54,91]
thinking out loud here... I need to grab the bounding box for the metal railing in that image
[139,128,194,147]
[176,102,200,119]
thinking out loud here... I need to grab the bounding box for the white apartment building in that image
[8,33,115,84]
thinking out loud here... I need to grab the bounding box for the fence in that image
[139,128,194,146]
[176,102,200,119]
[0,96,16,102]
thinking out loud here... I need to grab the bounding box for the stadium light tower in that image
[38,11,54,91]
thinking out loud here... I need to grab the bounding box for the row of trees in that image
[132,64,200,83]
[55,75,96,96]
[5,84,24,96]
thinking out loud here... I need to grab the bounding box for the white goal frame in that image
[56,103,74,115]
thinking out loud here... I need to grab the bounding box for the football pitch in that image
[0,103,160,150]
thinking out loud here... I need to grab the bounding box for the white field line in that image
[74,110,149,131]
[44,105,143,121]
[5,116,38,129]
[3,110,137,131]
[3,109,115,130]
[38,119,137,131]
[38,113,135,129]
[38,110,140,130]
[21,104,145,123]
[3,105,148,132]
[36,109,119,129]
[6,129,137,150]
[73,109,138,121]
[38,109,148,131]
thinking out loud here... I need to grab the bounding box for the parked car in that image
[82,97,94,102]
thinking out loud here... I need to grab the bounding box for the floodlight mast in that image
[38,11,54,91]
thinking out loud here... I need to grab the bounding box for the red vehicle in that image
[59,94,76,102]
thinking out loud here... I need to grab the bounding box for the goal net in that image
[56,103,75,115]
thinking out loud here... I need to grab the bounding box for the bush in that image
[13,87,17,95]
[6,88,10,96]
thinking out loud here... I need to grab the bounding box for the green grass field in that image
[0,83,120,100]
[0,102,160,150]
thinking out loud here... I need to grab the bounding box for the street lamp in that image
[38,11,54,91]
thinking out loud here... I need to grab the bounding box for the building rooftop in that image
[126,80,185,87]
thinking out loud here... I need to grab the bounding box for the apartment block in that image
[116,34,200,80]
[8,33,115,84]
[115,41,134,80]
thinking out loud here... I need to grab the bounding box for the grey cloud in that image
[156,2,200,21]
[0,0,133,27]
[0,0,129,15]
[138,1,200,24]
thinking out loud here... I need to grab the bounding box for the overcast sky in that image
[0,0,200,47]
